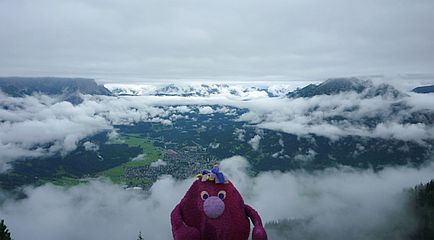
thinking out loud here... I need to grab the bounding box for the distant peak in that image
[287,77,404,99]
[0,77,112,104]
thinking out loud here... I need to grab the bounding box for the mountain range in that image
[0,77,111,104]
[286,78,406,99]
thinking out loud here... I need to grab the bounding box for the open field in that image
[100,134,162,184]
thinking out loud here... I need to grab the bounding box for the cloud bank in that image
[1,156,433,240]
[1,83,434,170]
[0,93,112,171]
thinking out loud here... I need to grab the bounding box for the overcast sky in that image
[0,0,433,82]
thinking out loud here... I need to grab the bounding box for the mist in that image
[2,83,433,170]
[1,156,433,240]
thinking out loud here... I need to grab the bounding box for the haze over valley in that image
[0,77,433,239]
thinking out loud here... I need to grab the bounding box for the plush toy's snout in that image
[203,196,225,219]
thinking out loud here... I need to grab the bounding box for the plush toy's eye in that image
[218,190,226,200]
[200,191,209,200]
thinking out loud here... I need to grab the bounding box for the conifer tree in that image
[0,219,12,240]
[137,231,143,240]
[410,179,434,239]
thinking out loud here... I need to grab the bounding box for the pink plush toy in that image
[171,166,268,240]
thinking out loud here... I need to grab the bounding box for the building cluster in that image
[123,146,216,187]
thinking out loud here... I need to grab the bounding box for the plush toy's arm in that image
[245,204,268,240]
[171,204,200,240]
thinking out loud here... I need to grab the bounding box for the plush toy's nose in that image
[203,196,225,219]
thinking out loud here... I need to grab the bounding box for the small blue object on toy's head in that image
[196,165,228,184]
[211,166,226,184]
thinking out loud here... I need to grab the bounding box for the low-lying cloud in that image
[1,83,434,170]
[0,93,112,171]
[1,156,433,240]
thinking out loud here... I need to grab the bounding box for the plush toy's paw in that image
[173,225,200,240]
[252,226,268,240]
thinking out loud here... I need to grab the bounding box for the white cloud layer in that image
[248,135,262,151]
[198,106,214,115]
[1,156,433,240]
[1,83,434,170]
[0,93,111,171]
[150,159,167,168]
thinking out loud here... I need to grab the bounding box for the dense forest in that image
[409,179,434,239]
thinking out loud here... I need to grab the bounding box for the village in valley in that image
[122,144,216,189]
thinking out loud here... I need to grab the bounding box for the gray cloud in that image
[1,156,433,240]
[0,0,433,80]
